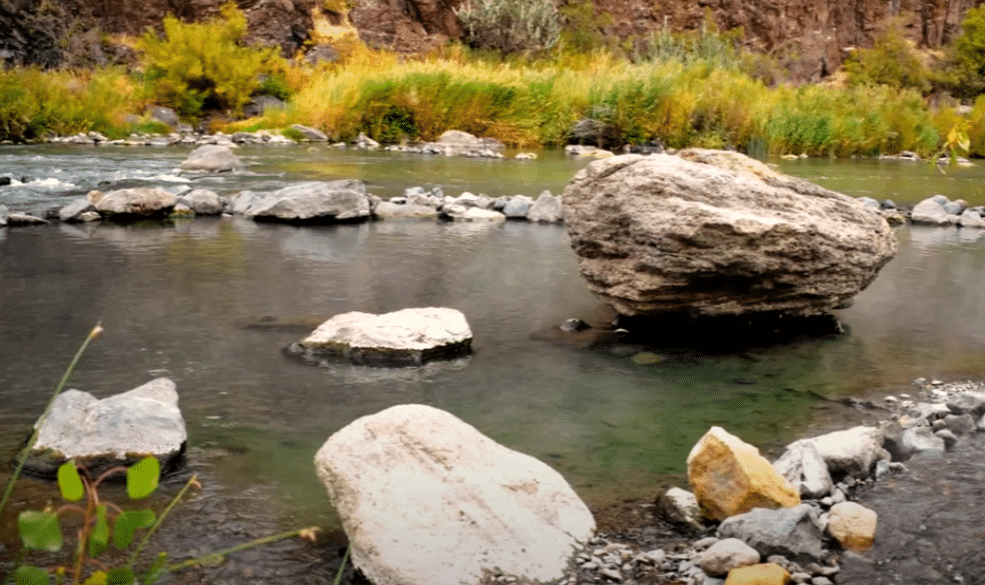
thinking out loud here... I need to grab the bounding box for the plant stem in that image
[0,323,102,520]
[333,546,351,585]
[127,474,198,568]
[165,528,316,572]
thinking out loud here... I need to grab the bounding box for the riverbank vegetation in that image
[3,1,985,158]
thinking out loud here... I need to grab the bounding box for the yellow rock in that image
[686,426,800,520]
[827,501,877,550]
[725,563,791,585]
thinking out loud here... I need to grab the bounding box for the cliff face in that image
[0,0,980,79]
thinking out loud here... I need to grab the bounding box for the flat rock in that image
[26,378,186,478]
[286,307,472,366]
[179,144,245,172]
[314,404,595,585]
[94,187,178,220]
[235,180,371,224]
[687,426,800,521]
[827,502,877,551]
[373,201,440,219]
[724,563,791,585]
[698,538,761,576]
[562,150,897,317]
[717,504,825,564]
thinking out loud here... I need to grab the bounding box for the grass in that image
[0,40,977,159]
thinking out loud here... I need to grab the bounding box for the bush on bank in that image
[0,4,983,158]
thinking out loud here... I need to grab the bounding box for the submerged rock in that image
[26,378,186,478]
[234,180,371,224]
[94,187,178,220]
[563,149,897,317]
[314,404,595,585]
[285,307,472,366]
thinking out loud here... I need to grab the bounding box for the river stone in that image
[827,502,877,551]
[237,180,371,224]
[27,378,186,478]
[7,213,48,226]
[687,426,800,521]
[943,413,976,435]
[94,187,178,220]
[723,563,791,585]
[503,195,534,218]
[290,123,328,141]
[178,189,223,215]
[58,196,96,222]
[772,440,833,499]
[910,198,954,225]
[286,307,472,366]
[0,203,7,226]
[786,426,884,480]
[958,209,985,227]
[946,391,985,417]
[373,201,440,219]
[314,404,595,585]
[562,149,897,317]
[459,207,506,221]
[717,504,825,564]
[526,191,564,223]
[697,538,761,576]
[900,426,945,459]
[656,486,705,531]
[179,144,245,172]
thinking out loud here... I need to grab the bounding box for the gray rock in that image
[943,201,965,215]
[242,95,286,118]
[717,504,825,564]
[313,404,594,585]
[147,106,180,128]
[773,440,834,499]
[910,198,952,225]
[930,194,950,205]
[286,307,473,366]
[943,413,976,435]
[0,203,7,226]
[908,401,952,422]
[569,118,621,150]
[58,196,97,222]
[881,199,897,209]
[27,378,186,478]
[178,189,223,215]
[696,538,760,576]
[290,124,328,142]
[900,426,945,459]
[179,145,245,173]
[373,201,440,219]
[656,487,705,531]
[355,132,380,149]
[237,180,371,224]
[857,196,881,209]
[787,426,884,481]
[7,213,48,226]
[934,429,958,449]
[94,188,177,219]
[978,413,985,432]
[503,195,534,218]
[526,191,564,223]
[562,150,897,317]
[947,391,985,417]
[958,210,985,227]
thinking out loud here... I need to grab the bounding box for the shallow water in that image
[2,146,985,579]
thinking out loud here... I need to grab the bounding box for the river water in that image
[2,145,985,580]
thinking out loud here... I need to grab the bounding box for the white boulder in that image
[314,404,595,585]
[179,144,245,172]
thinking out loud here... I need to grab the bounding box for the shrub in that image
[455,0,561,54]
[133,1,286,120]
[844,18,930,92]
[943,5,985,99]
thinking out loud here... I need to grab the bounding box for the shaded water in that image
[2,146,985,579]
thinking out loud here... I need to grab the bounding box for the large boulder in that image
[285,307,472,366]
[786,426,885,480]
[686,426,800,521]
[178,189,224,215]
[93,187,178,220]
[235,180,372,224]
[26,378,186,478]
[179,144,245,172]
[562,150,898,317]
[314,404,595,585]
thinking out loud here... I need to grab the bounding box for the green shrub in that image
[455,0,561,54]
[134,1,286,120]
[844,18,930,92]
[943,5,985,99]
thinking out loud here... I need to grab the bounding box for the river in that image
[1,145,984,581]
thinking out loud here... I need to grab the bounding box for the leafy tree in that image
[944,5,985,99]
[134,1,287,120]
[844,18,930,92]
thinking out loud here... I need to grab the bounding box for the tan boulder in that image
[687,427,800,520]
[725,563,791,585]
[827,502,877,551]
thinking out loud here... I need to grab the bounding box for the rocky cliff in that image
[0,0,980,79]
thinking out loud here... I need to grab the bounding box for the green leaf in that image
[82,571,107,585]
[127,457,160,500]
[14,565,51,585]
[57,461,85,502]
[106,567,135,585]
[88,504,109,557]
[19,510,62,552]
[113,509,157,549]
